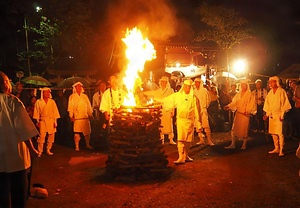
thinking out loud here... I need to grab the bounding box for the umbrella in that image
[211,72,237,85]
[22,76,52,87]
[56,77,92,89]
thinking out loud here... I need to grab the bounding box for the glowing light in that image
[122,27,156,106]
[233,59,247,74]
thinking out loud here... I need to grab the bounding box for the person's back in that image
[0,71,39,208]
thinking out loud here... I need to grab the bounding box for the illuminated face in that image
[269,80,277,89]
[43,90,51,99]
[2,75,12,94]
[100,83,106,92]
[16,83,23,92]
[183,84,191,94]
[240,83,248,91]
[160,80,167,88]
[194,81,200,89]
[75,84,82,93]
[109,76,118,89]
[255,81,262,89]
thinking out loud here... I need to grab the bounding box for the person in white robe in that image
[263,76,291,156]
[193,77,214,146]
[144,76,175,144]
[33,87,60,156]
[224,79,256,150]
[100,75,126,127]
[68,82,93,151]
[163,79,201,164]
[0,71,39,208]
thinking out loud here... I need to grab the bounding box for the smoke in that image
[105,0,178,42]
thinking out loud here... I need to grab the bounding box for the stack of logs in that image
[105,106,170,180]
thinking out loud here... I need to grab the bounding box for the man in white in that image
[163,79,201,164]
[68,82,93,151]
[100,75,126,126]
[252,79,268,132]
[33,87,60,156]
[263,76,291,156]
[224,79,256,150]
[144,76,175,144]
[193,77,214,146]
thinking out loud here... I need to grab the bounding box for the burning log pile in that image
[105,106,170,180]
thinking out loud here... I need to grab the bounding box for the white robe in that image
[33,98,60,134]
[227,90,256,138]
[100,88,126,115]
[0,94,39,173]
[194,87,211,128]
[145,87,174,134]
[164,91,201,142]
[263,87,291,135]
[68,93,93,135]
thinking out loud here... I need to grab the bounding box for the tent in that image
[277,64,300,80]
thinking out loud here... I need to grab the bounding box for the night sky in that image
[1,0,300,78]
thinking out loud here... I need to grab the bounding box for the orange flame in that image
[122,27,156,106]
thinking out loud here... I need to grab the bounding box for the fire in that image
[122,27,156,106]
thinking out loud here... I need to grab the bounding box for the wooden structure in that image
[105,106,170,181]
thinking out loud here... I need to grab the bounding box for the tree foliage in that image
[195,4,253,50]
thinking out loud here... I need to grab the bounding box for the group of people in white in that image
[25,73,300,164]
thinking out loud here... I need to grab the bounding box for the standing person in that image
[251,79,268,133]
[224,79,256,150]
[13,82,30,107]
[263,76,291,156]
[0,71,39,208]
[100,75,126,128]
[33,88,60,156]
[92,81,107,136]
[228,83,238,102]
[54,90,69,145]
[144,76,175,144]
[228,83,238,125]
[207,82,220,131]
[163,79,201,164]
[193,77,214,146]
[219,84,230,122]
[68,82,94,151]
[290,80,300,138]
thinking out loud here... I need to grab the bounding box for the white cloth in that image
[145,87,174,134]
[0,94,39,173]
[33,98,60,134]
[263,87,291,135]
[194,86,211,128]
[227,90,256,138]
[100,88,126,115]
[68,92,93,135]
[163,91,201,142]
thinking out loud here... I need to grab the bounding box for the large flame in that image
[122,27,156,106]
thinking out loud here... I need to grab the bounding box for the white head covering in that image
[179,79,194,95]
[269,76,280,87]
[255,79,262,84]
[72,82,84,93]
[39,87,52,100]
[238,78,251,91]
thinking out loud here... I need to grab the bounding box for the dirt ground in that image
[27,132,300,208]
